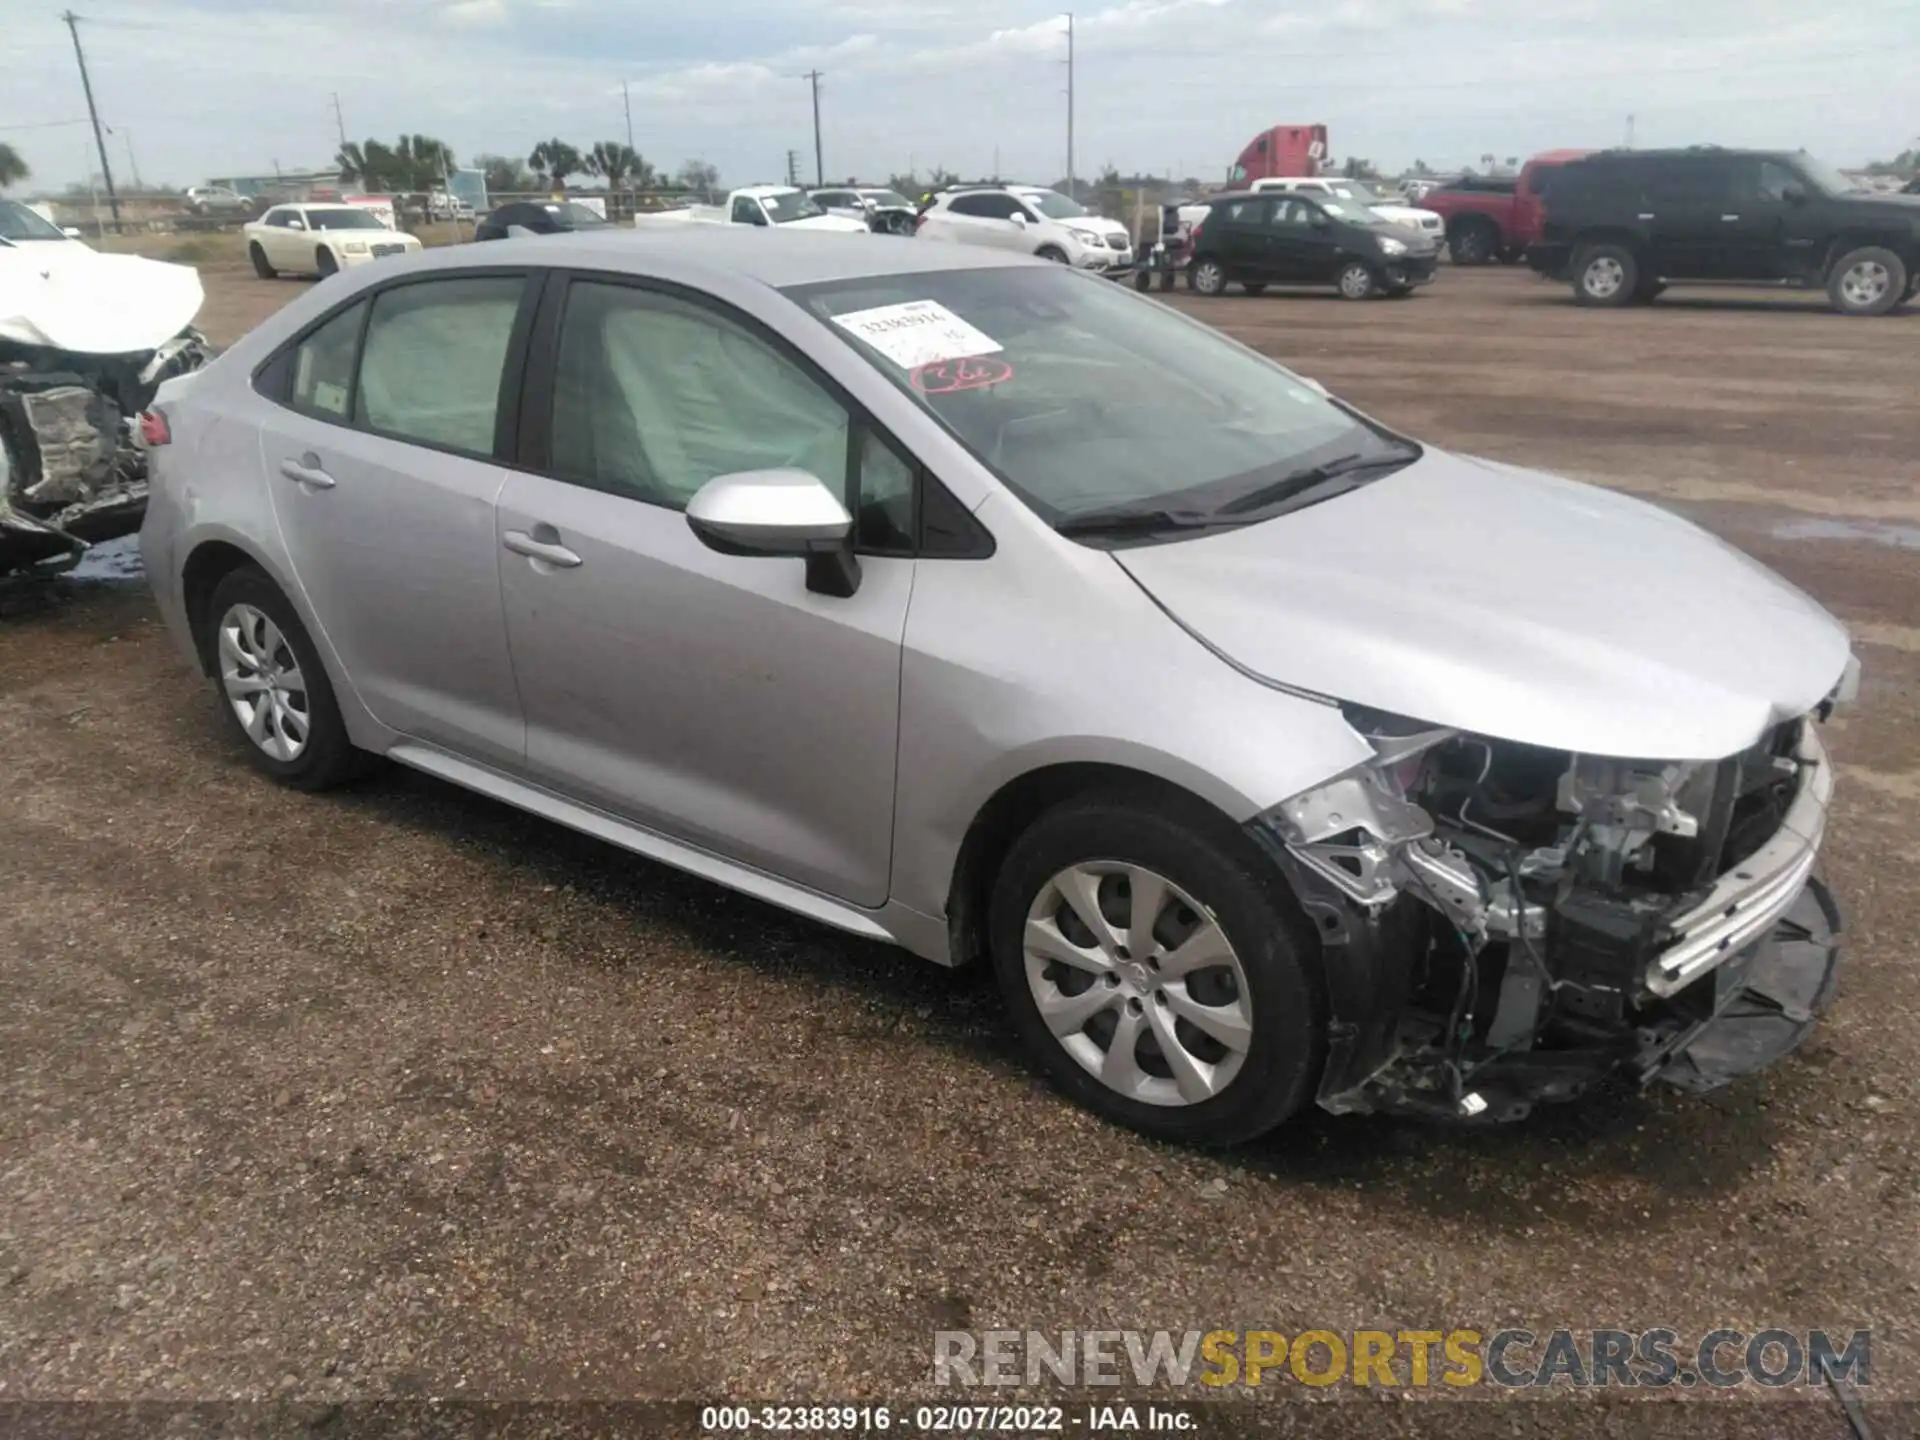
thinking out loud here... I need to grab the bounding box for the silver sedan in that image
[140,229,1856,1143]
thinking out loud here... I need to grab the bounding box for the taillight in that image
[139,408,171,446]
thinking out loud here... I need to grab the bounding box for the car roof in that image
[390,227,1040,287]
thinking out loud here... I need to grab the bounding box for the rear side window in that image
[355,276,525,454]
[289,301,364,419]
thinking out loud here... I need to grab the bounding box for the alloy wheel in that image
[1841,260,1891,310]
[1192,260,1226,295]
[1583,255,1626,300]
[218,602,310,762]
[1339,263,1374,299]
[1022,862,1253,1107]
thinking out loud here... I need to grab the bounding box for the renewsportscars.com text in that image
[933,1328,1871,1389]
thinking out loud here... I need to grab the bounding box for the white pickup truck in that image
[634,185,870,233]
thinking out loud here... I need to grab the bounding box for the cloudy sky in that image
[5,0,1915,193]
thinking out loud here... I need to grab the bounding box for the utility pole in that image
[786,149,800,187]
[622,79,635,154]
[805,70,824,187]
[329,91,348,150]
[1062,13,1075,201]
[1624,113,1636,149]
[62,11,120,227]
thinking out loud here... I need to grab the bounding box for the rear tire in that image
[1035,245,1069,264]
[1827,246,1907,316]
[200,567,372,791]
[988,791,1325,1146]
[1572,242,1639,306]
[1448,219,1498,265]
[1188,256,1229,296]
[1336,260,1377,300]
[249,243,277,280]
[315,246,339,278]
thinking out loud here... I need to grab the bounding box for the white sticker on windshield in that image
[829,300,1002,370]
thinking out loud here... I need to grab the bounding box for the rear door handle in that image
[278,453,336,489]
[503,528,583,569]
[1721,214,1741,222]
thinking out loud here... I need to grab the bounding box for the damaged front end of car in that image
[0,331,210,582]
[2,245,211,583]
[1253,682,1857,1122]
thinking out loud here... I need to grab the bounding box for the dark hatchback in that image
[474,200,614,241]
[1186,191,1438,300]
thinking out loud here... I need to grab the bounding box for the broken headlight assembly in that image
[1256,699,1844,1122]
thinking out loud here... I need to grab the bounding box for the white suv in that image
[1251,177,1444,240]
[917,185,1134,275]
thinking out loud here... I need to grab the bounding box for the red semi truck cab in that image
[1229,125,1330,184]
[1419,149,1589,264]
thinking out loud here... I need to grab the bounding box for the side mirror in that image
[1311,214,1330,229]
[1010,212,1028,228]
[686,469,861,595]
[1782,184,1807,206]
[1298,376,1331,398]
[288,218,306,231]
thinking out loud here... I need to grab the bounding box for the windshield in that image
[863,190,912,209]
[1318,198,1382,224]
[1025,191,1088,220]
[1333,183,1394,204]
[543,202,608,226]
[0,200,70,242]
[307,208,387,230]
[763,190,827,223]
[785,267,1413,536]
[1791,153,1864,196]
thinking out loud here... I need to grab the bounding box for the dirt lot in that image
[3,261,1917,1435]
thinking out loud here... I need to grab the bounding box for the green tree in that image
[1341,156,1380,179]
[587,141,653,189]
[335,136,454,192]
[675,159,720,192]
[474,153,534,192]
[0,142,29,190]
[528,139,584,189]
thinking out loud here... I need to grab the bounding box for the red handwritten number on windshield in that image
[910,355,1013,394]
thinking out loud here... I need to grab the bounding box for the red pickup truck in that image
[1422,150,1588,264]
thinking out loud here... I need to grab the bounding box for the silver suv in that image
[140,231,1854,1142]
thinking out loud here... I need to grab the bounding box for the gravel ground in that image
[2,262,1916,1438]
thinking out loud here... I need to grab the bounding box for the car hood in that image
[1372,203,1438,224]
[1114,450,1853,760]
[1062,217,1130,243]
[783,214,872,233]
[0,244,203,354]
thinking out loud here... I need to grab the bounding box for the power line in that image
[804,70,823,187]
[61,11,119,227]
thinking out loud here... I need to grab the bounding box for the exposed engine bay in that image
[1258,693,1853,1121]
[1,243,210,581]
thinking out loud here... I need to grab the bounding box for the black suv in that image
[1187,191,1437,300]
[1528,148,1920,315]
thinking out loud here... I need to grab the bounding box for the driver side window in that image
[731,196,765,225]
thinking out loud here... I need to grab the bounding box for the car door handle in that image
[503,528,583,569]
[1722,214,1741,222]
[1637,213,1656,221]
[278,454,335,489]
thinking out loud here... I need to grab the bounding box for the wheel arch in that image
[1571,226,1645,255]
[1819,230,1914,281]
[182,536,277,674]
[944,760,1265,971]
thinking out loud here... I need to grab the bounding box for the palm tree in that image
[0,142,30,190]
[587,141,647,189]
[528,139,584,190]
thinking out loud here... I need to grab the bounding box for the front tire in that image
[1572,242,1639,306]
[201,567,371,791]
[1188,256,1228,296]
[1448,219,1498,265]
[315,246,339,278]
[1336,261,1377,300]
[1035,245,1069,264]
[988,792,1325,1146]
[1827,246,1907,316]
[249,243,278,279]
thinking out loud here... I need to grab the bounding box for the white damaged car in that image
[1,198,209,577]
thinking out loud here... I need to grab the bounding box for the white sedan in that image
[244,204,422,280]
